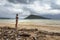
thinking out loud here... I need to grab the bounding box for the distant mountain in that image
[0,17,12,19]
[25,15,50,19]
[40,14,60,19]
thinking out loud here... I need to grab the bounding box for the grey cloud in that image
[0,6,27,18]
[22,7,41,16]
[40,0,50,4]
[0,0,60,19]
[51,4,60,9]
[0,6,16,18]
[8,0,35,4]
[39,0,60,10]
[51,3,60,9]
[51,0,60,9]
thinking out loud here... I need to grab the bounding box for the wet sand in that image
[0,22,60,32]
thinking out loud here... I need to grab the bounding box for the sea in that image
[0,19,60,26]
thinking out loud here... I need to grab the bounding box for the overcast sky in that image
[0,0,60,19]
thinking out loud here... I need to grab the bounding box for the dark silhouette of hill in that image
[0,17,14,19]
[25,15,50,19]
[0,18,10,19]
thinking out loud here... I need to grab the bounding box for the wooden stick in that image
[15,14,18,29]
[15,14,18,40]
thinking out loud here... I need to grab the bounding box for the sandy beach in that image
[0,20,60,40]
